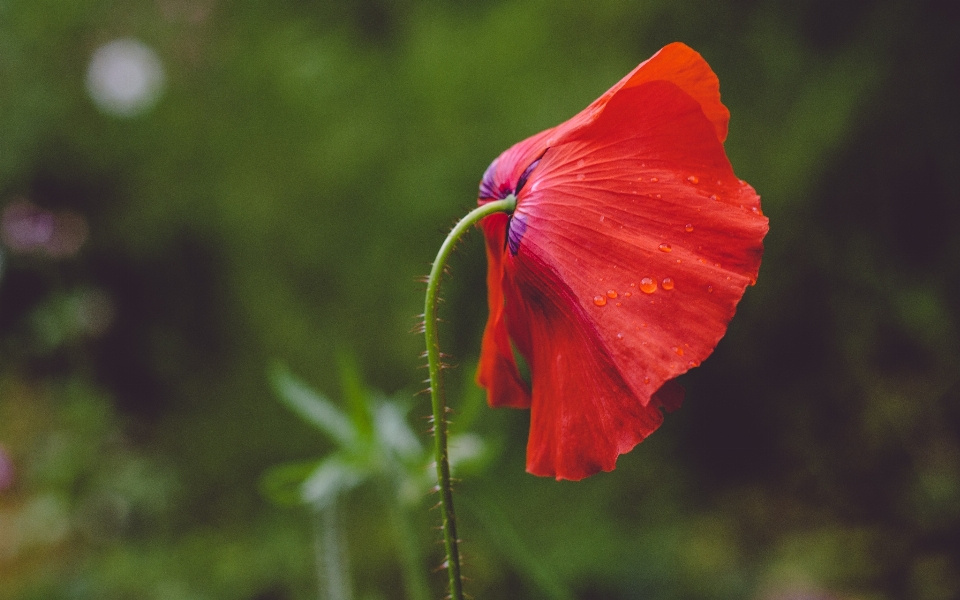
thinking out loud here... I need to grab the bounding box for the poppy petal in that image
[514,78,767,414]
[613,42,731,143]
[547,42,730,146]
[503,250,673,480]
[477,212,531,408]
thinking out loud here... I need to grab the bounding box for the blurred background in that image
[1,0,958,598]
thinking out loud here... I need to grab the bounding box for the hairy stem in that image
[424,195,516,600]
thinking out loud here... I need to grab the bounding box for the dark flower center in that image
[478,151,546,256]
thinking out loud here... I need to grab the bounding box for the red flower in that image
[476,43,769,480]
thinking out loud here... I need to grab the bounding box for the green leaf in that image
[373,400,422,462]
[260,459,324,506]
[301,455,365,507]
[336,351,374,438]
[269,363,357,448]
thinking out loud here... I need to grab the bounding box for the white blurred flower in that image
[86,38,165,117]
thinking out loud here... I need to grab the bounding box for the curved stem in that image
[424,196,516,600]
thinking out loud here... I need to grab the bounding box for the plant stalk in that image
[423,196,516,600]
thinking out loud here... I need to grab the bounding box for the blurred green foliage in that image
[1,0,958,599]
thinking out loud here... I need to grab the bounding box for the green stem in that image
[390,500,431,600]
[424,195,516,600]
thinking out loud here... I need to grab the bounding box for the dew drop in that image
[650,177,658,183]
[630,282,636,287]
[661,277,674,290]
[643,376,651,384]
[616,332,624,340]
[606,289,618,299]
[710,194,718,201]
[684,223,694,232]
[615,302,622,307]
[655,194,662,199]
[593,295,607,306]
[576,173,585,181]
[577,159,585,168]
[639,277,657,294]
[673,346,684,356]
[624,291,632,298]
[687,175,699,184]
[658,243,672,252]
[706,285,714,293]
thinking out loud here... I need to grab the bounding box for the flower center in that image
[478,151,547,256]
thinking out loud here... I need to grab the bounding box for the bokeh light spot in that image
[86,39,165,118]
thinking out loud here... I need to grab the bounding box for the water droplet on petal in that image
[655,194,662,199]
[658,243,672,252]
[615,302,622,307]
[630,282,636,288]
[624,291,632,297]
[687,175,699,184]
[662,277,674,290]
[643,376,651,384]
[684,223,694,232]
[606,289,618,298]
[577,159,585,168]
[617,332,624,340]
[707,285,714,293]
[650,177,658,183]
[576,173,584,181]
[710,194,718,201]
[673,346,684,356]
[593,295,607,306]
[639,278,657,294]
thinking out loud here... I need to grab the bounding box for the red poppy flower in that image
[476,43,768,480]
